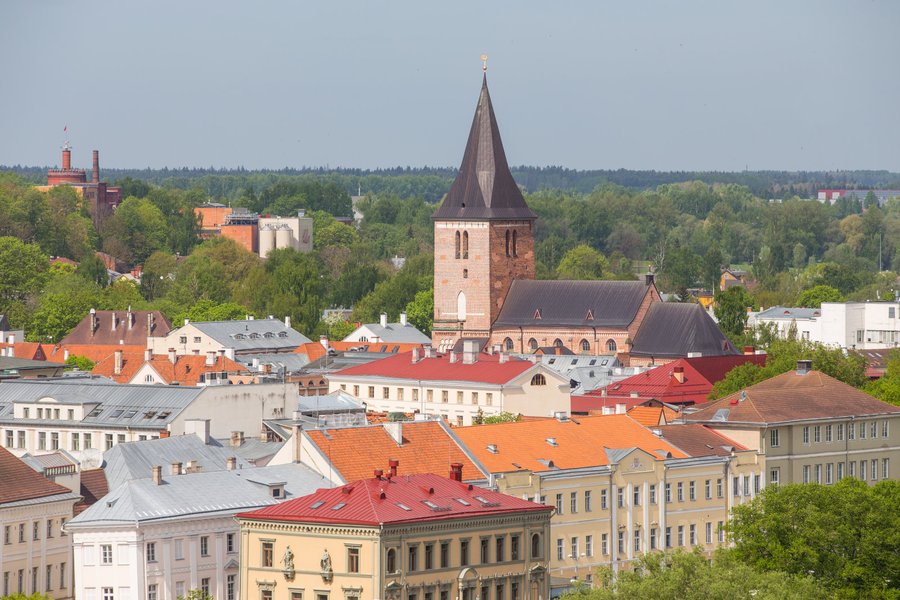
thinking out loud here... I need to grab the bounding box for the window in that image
[440,541,449,567]
[32,521,39,541]
[825,424,833,442]
[705,479,712,499]
[146,542,156,563]
[46,520,53,538]
[4,430,12,447]
[814,425,821,443]
[600,489,608,510]
[570,492,578,513]
[617,531,625,555]
[59,518,66,536]
[584,490,592,512]
[528,338,538,351]
[100,544,113,564]
[606,339,617,352]
[530,374,546,386]
[103,587,114,600]
[201,578,210,596]
[826,463,833,484]
[556,538,563,561]
[456,391,463,404]
[837,462,845,481]
[511,230,518,257]
[17,431,24,449]
[802,426,810,444]
[386,548,397,572]
[471,391,478,405]
[848,422,855,440]
[480,538,489,564]
[860,422,867,439]
[872,421,878,438]
[179,336,187,344]
[677,482,684,502]
[706,522,713,544]
[689,524,697,545]
[744,476,751,496]
[733,476,741,496]
[18,524,24,543]
[460,539,469,566]
[601,533,609,555]
[689,481,695,501]
[883,420,890,438]
[227,576,237,600]
[769,428,779,447]
[199,536,209,557]
[486,392,493,406]
[770,468,780,486]
[175,583,185,599]
[3,526,8,545]
[226,533,236,553]
[409,545,419,571]
[814,464,822,484]
[38,432,46,450]
[530,534,541,559]
[555,494,563,514]
[494,538,504,563]
[46,565,52,591]
[649,484,657,504]
[84,433,92,449]
[464,232,470,258]
[368,386,375,399]
[174,539,184,560]
[872,459,878,481]
[425,543,434,569]
[617,488,624,508]
[455,231,461,259]
[148,584,158,600]
[441,390,448,403]
[570,537,578,560]
[650,528,657,550]
[803,465,810,483]
[884,458,890,479]
[665,483,672,503]
[511,535,520,560]
[262,541,274,567]
[382,387,389,399]
[585,535,593,557]
[677,525,684,546]
[353,385,359,397]
[580,339,590,352]
[849,461,856,477]
[633,486,641,507]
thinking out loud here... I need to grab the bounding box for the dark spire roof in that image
[433,76,536,221]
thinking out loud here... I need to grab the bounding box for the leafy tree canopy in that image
[556,244,609,280]
[795,284,843,308]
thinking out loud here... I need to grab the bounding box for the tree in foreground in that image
[729,478,900,598]
[565,548,823,600]
[795,284,843,308]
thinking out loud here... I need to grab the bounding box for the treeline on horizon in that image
[4,164,900,202]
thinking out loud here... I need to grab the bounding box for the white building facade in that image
[753,301,900,350]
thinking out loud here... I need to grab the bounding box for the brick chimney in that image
[673,366,684,384]
[399,312,407,326]
[226,456,237,471]
[644,272,655,286]
[152,465,162,485]
[449,462,463,482]
[743,346,755,355]
[170,462,182,475]
[92,150,100,183]
[388,458,399,477]
[205,351,215,366]
[168,348,177,365]
[230,431,244,447]
[462,340,479,365]
[380,313,388,328]
[411,347,420,363]
[114,350,123,376]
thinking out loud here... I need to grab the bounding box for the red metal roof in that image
[237,473,551,526]
[333,351,537,385]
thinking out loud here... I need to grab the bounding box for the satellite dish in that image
[80,447,104,470]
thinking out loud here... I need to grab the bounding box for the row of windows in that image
[771,420,891,447]
[346,385,496,407]
[516,338,618,353]
[3,519,67,545]
[145,534,236,564]
[149,576,233,600]
[3,430,160,451]
[2,563,66,596]
[552,478,742,515]
[556,522,727,560]
[801,459,889,484]
[19,407,75,420]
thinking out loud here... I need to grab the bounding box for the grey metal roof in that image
[103,435,253,490]
[0,380,204,429]
[188,319,311,353]
[67,463,333,527]
[755,306,821,320]
[534,354,639,394]
[297,390,365,414]
[302,351,397,374]
[0,356,67,371]
[21,451,78,471]
[213,436,285,466]
[432,76,537,222]
[494,280,651,328]
[348,323,431,344]
[236,353,311,373]
[630,303,737,358]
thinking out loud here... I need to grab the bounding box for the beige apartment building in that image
[453,416,763,586]
[0,446,80,600]
[685,362,900,488]
[236,470,553,600]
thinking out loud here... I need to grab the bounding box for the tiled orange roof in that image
[48,344,146,365]
[75,468,109,514]
[0,446,72,505]
[295,342,327,362]
[0,342,52,361]
[93,353,249,385]
[91,351,146,383]
[626,406,680,427]
[305,421,485,483]
[454,414,686,473]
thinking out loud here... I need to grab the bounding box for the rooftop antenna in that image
[481,53,488,73]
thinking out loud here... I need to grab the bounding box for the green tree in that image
[1,593,56,600]
[176,299,252,324]
[404,289,434,336]
[177,589,214,600]
[729,479,900,598]
[76,254,110,287]
[27,273,103,343]
[0,236,49,312]
[865,349,900,405]
[713,286,754,340]
[701,243,724,291]
[556,244,609,279]
[65,355,95,371]
[483,412,520,424]
[795,285,843,308]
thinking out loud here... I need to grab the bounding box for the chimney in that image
[320,335,329,350]
[91,150,100,183]
[673,366,684,384]
[743,345,755,355]
[144,348,152,362]
[224,347,235,360]
[374,469,384,479]
[383,422,403,446]
[796,359,812,375]
[152,465,162,485]
[644,272,655,286]
[449,463,463,482]
[90,308,97,335]
[205,351,215,366]
[399,312,407,326]
[462,340,479,364]
[615,403,627,414]
[6,346,13,358]
[127,306,134,330]
[62,146,72,170]
[114,350,123,375]
[380,313,388,328]
[388,458,399,477]
[170,462,182,475]
[230,431,244,447]
[226,456,237,471]
[111,313,118,331]
[411,347,420,363]
[449,351,458,364]
[63,349,69,362]
[184,318,190,326]
[147,312,154,334]
[168,348,177,365]
[499,353,509,364]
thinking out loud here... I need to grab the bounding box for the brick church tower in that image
[432,74,537,351]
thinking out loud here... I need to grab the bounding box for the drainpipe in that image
[519,326,525,354]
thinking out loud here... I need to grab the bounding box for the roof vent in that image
[796,359,812,374]
[545,437,558,447]
[487,444,499,454]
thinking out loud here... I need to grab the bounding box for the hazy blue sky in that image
[2,1,898,171]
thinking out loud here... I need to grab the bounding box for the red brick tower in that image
[432,74,536,351]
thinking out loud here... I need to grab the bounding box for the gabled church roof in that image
[433,76,536,221]
[630,303,737,358]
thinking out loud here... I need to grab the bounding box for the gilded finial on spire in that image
[481,54,488,73]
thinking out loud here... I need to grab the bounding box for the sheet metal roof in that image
[347,323,431,344]
[67,463,333,527]
[494,280,651,328]
[630,303,737,358]
[755,306,821,320]
[187,319,311,352]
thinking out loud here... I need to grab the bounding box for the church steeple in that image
[433,75,536,221]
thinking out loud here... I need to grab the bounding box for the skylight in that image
[422,500,439,509]
[123,410,138,419]
[331,502,346,510]
[109,409,124,418]
[87,407,103,418]
[589,359,597,366]
[310,501,325,509]
[396,502,412,511]
[454,498,471,506]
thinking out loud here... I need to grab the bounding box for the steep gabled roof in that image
[237,473,549,526]
[494,280,651,328]
[432,76,536,222]
[0,445,74,505]
[630,303,737,358]
[656,424,746,456]
[685,369,900,425]
[331,350,541,385]
[60,310,171,346]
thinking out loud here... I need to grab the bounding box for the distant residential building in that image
[58,308,172,362]
[66,462,332,600]
[719,269,751,292]
[147,317,310,361]
[327,344,571,426]
[91,349,250,385]
[0,445,80,600]
[684,362,900,486]
[235,471,553,600]
[343,313,431,345]
[531,353,642,395]
[817,189,900,206]
[752,301,900,349]
[0,314,24,344]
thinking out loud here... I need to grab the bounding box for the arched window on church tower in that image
[553,338,564,348]
[504,337,514,351]
[505,230,511,257]
[580,339,591,353]
[462,231,469,259]
[512,230,518,257]
[528,338,538,351]
[455,231,461,259]
[457,291,467,321]
[606,339,617,352]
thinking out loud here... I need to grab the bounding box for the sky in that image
[2,1,899,172]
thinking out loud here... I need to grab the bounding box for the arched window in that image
[504,337,514,351]
[462,231,469,259]
[528,338,538,351]
[455,231,461,259]
[386,548,396,573]
[606,339,617,352]
[531,374,547,386]
[512,230,518,257]
[553,338,564,348]
[531,534,541,559]
[505,230,511,257]
[580,339,591,353]
[457,291,467,321]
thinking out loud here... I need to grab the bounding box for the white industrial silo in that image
[275,223,292,250]
[259,224,276,258]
